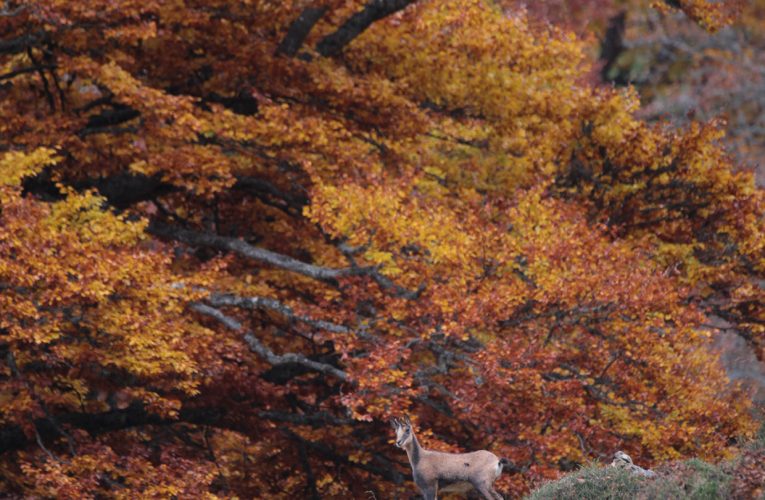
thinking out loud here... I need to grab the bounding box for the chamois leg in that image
[473,483,499,500]
[417,480,437,500]
[420,484,437,500]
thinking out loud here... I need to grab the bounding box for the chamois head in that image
[391,416,414,448]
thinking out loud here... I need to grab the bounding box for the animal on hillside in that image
[391,416,511,499]
[611,451,657,478]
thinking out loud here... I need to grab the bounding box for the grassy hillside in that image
[526,430,765,499]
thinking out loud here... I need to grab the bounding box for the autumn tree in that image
[0,0,762,497]
[605,0,765,173]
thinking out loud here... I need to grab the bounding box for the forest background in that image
[0,0,764,497]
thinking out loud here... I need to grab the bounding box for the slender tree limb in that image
[190,302,350,381]
[27,47,55,111]
[6,351,77,456]
[337,240,425,299]
[369,272,425,300]
[257,410,351,426]
[0,64,55,82]
[316,0,417,57]
[0,3,26,17]
[208,293,352,335]
[294,437,321,500]
[276,6,328,57]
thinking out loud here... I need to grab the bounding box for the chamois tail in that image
[498,458,522,474]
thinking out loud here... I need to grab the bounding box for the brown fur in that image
[392,417,505,500]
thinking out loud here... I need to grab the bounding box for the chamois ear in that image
[390,418,400,429]
[404,415,412,427]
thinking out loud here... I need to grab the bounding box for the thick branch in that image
[23,170,174,208]
[600,11,627,83]
[233,176,308,215]
[316,0,417,57]
[276,6,328,57]
[84,106,140,129]
[0,404,225,455]
[191,303,349,381]
[205,91,259,116]
[0,2,26,17]
[157,225,421,297]
[0,31,46,55]
[149,222,356,282]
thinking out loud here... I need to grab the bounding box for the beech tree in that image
[611,0,765,171]
[0,0,762,497]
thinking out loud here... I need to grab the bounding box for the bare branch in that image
[0,3,26,17]
[149,222,357,282]
[208,293,352,335]
[296,437,321,500]
[369,272,425,300]
[190,303,349,381]
[317,0,417,57]
[0,64,55,82]
[0,31,46,55]
[6,351,77,456]
[152,223,423,299]
[233,175,308,216]
[336,241,425,299]
[26,47,55,111]
[258,410,351,426]
[276,6,328,57]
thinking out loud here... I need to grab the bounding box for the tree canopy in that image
[0,0,763,497]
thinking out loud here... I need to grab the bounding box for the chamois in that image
[391,416,510,500]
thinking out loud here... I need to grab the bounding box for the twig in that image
[6,351,78,456]
[34,426,60,463]
[0,64,55,81]
[27,47,55,111]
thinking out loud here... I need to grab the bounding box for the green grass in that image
[525,465,645,500]
[525,459,733,500]
[525,424,765,500]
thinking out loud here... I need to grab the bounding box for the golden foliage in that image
[0,0,761,497]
